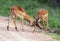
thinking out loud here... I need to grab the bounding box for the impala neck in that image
[25,14,35,25]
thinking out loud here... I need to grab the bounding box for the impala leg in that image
[13,17,18,31]
[42,20,44,29]
[32,27,36,33]
[7,18,9,31]
[45,19,48,32]
[20,17,24,31]
[46,20,48,32]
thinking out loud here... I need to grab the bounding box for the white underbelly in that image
[17,14,24,18]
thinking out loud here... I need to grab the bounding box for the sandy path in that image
[0,16,57,41]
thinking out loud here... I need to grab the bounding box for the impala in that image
[35,9,48,31]
[7,6,41,32]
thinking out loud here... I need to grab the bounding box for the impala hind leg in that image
[7,19,9,31]
[13,18,18,31]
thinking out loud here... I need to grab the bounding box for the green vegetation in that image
[0,0,60,33]
[48,33,60,41]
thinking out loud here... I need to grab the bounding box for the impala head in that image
[31,20,41,29]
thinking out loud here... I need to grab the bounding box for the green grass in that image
[0,0,60,32]
[48,33,60,41]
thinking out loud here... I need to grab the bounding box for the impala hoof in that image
[44,29,48,32]
[7,26,9,31]
[22,29,24,32]
[32,29,36,33]
[15,27,18,32]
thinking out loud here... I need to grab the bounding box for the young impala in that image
[7,6,41,32]
[35,9,48,32]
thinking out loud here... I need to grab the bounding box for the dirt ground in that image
[0,16,57,41]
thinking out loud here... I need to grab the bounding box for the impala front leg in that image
[20,17,24,31]
[13,18,18,31]
[42,20,44,29]
[32,27,36,33]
